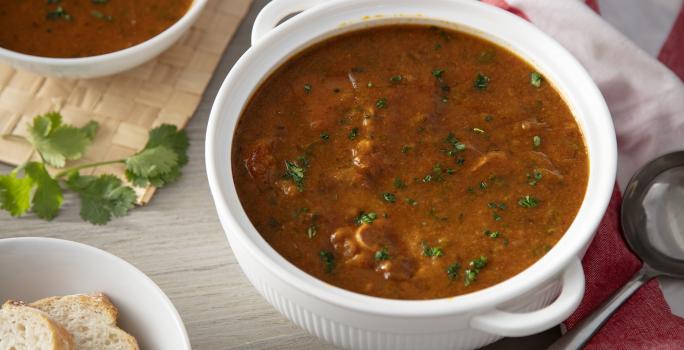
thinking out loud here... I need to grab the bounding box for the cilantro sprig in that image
[0,112,188,225]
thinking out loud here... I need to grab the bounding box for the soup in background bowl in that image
[0,0,206,78]
[0,0,192,58]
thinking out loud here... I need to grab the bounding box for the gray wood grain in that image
[0,1,557,349]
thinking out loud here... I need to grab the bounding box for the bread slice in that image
[30,294,139,350]
[0,300,75,350]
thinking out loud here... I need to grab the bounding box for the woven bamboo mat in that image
[0,0,252,204]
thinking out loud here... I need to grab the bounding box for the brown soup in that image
[0,0,192,58]
[233,25,588,300]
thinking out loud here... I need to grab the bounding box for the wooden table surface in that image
[0,1,560,349]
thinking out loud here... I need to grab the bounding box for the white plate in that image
[0,237,190,350]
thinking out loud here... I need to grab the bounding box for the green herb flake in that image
[435,43,442,50]
[447,262,461,280]
[382,192,396,203]
[348,127,359,140]
[355,211,378,225]
[320,132,330,142]
[479,181,488,190]
[319,250,335,273]
[432,68,445,80]
[484,229,500,238]
[393,177,406,189]
[284,160,306,191]
[473,127,486,135]
[530,72,544,88]
[401,145,411,154]
[443,133,466,156]
[518,195,539,208]
[493,211,502,221]
[474,73,490,90]
[389,75,403,83]
[421,240,444,258]
[46,6,72,21]
[375,246,390,261]
[307,224,317,239]
[484,115,494,122]
[464,256,488,286]
[405,198,417,206]
[533,135,542,148]
[527,170,543,186]
[90,10,112,21]
[376,97,388,109]
[303,84,312,94]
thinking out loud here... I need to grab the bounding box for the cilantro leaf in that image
[124,124,188,187]
[29,113,97,164]
[0,171,33,217]
[28,112,99,168]
[66,173,136,225]
[25,162,62,220]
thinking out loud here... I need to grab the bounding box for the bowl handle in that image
[470,257,585,337]
[252,0,323,46]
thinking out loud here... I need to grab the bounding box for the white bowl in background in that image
[0,0,207,79]
[206,0,617,349]
[0,237,190,350]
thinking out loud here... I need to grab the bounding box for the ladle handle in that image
[548,265,651,350]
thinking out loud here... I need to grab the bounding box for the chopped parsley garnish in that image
[90,10,112,21]
[527,170,543,186]
[348,127,359,140]
[432,68,445,80]
[484,229,500,238]
[474,73,490,90]
[464,256,488,286]
[401,145,411,154]
[303,83,312,94]
[91,0,109,3]
[293,207,308,218]
[443,133,466,156]
[284,160,305,191]
[493,211,502,221]
[447,262,461,280]
[319,250,335,273]
[518,195,539,208]
[405,198,417,206]
[530,72,544,88]
[435,43,442,50]
[382,192,396,203]
[390,75,403,83]
[473,127,486,135]
[375,246,390,261]
[488,202,507,210]
[479,181,488,190]
[320,132,330,142]
[421,241,444,258]
[533,135,542,148]
[307,224,317,239]
[376,97,388,109]
[484,115,494,122]
[393,177,406,189]
[47,6,72,21]
[355,211,378,225]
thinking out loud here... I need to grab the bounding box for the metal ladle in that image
[549,151,684,349]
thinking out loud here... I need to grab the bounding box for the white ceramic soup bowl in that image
[206,0,617,349]
[0,0,207,79]
[0,237,190,350]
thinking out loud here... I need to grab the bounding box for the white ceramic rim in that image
[206,0,617,318]
[0,0,207,65]
[0,236,191,348]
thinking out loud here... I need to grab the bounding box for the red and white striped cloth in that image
[483,0,684,348]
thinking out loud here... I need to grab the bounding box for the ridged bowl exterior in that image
[229,233,563,350]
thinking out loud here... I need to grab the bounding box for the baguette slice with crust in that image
[0,300,75,350]
[30,294,139,350]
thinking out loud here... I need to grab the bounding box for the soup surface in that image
[0,0,192,58]
[233,25,588,300]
